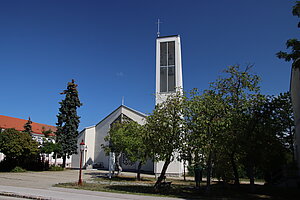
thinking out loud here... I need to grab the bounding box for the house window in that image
[160,41,175,92]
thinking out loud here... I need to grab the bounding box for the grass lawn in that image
[55,175,300,199]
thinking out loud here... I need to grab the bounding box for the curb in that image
[0,191,53,200]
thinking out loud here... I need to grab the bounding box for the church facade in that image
[72,35,185,176]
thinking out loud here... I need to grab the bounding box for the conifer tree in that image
[23,117,33,136]
[56,79,82,168]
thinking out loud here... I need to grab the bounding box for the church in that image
[72,35,185,176]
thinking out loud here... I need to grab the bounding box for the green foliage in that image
[184,89,227,163]
[11,166,26,173]
[210,65,261,185]
[104,120,150,180]
[23,117,33,135]
[56,79,82,167]
[40,139,62,155]
[269,92,295,156]
[49,165,64,171]
[0,128,41,171]
[42,128,53,138]
[104,121,149,164]
[144,92,185,163]
[277,2,300,64]
[144,91,185,187]
[0,128,39,161]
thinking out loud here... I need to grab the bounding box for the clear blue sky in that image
[0,0,298,130]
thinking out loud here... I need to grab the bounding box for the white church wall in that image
[154,152,184,177]
[83,126,96,168]
[290,66,300,176]
[94,108,123,169]
[71,128,87,168]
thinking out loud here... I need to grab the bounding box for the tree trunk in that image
[206,151,212,191]
[183,161,186,181]
[248,165,255,190]
[54,154,57,166]
[62,155,66,168]
[137,161,142,181]
[154,159,171,189]
[230,154,240,185]
[115,153,122,175]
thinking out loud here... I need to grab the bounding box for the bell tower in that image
[154,35,184,176]
[155,35,183,105]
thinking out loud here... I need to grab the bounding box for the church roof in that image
[95,105,147,127]
[0,115,56,135]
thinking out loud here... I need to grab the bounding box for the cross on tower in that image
[156,19,162,37]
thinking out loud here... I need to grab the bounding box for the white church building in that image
[72,35,184,176]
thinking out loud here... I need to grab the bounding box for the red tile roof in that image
[0,115,56,135]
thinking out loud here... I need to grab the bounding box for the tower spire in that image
[156,19,162,37]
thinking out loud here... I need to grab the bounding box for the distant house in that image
[0,115,71,167]
[0,115,56,135]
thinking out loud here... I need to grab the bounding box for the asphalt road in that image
[0,170,184,200]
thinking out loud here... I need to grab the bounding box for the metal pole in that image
[78,150,83,185]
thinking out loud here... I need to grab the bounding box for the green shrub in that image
[11,166,26,173]
[49,165,64,171]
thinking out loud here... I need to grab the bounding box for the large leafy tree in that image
[104,121,149,180]
[238,94,273,186]
[241,94,292,185]
[270,92,295,158]
[56,79,82,168]
[211,65,261,185]
[144,92,185,189]
[184,89,227,190]
[277,1,300,64]
[0,128,39,167]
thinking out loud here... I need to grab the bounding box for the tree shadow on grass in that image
[84,172,153,182]
[105,183,300,200]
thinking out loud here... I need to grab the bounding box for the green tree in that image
[277,1,300,64]
[270,92,295,158]
[40,128,62,166]
[0,128,39,167]
[211,65,261,185]
[239,94,271,186]
[144,92,185,189]
[185,89,227,190]
[23,117,33,136]
[104,121,149,180]
[56,79,82,168]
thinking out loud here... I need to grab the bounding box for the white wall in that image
[154,35,184,176]
[71,128,89,168]
[155,35,183,105]
[154,152,184,176]
[290,66,300,175]
[94,108,122,169]
[92,106,153,171]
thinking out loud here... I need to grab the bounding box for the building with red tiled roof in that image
[0,115,56,135]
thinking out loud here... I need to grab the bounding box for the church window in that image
[160,41,175,92]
